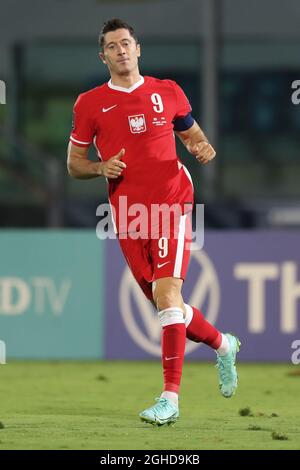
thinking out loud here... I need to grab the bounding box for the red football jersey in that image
[70,75,194,233]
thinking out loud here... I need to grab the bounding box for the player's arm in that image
[67,142,126,179]
[175,120,216,164]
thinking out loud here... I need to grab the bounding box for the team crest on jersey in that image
[128,114,146,134]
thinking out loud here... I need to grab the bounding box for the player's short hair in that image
[99,18,138,50]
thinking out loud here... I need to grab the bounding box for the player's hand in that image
[187,141,216,164]
[99,148,126,178]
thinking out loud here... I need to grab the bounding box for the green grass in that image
[0,361,299,450]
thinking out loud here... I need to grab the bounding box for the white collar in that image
[108,76,144,93]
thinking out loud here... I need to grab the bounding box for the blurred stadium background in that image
[0,0,300,450]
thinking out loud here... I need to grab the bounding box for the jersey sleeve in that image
[172,81,192,119]
[69,94,95,147]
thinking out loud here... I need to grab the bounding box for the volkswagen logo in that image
[119,247,220,356]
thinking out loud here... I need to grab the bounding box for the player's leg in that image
[148,213,240,399]
[175,213,240,397]
[139,212,194,425]
[184,304,240,397]
[153,276,185,406]
[119,236,182,425]
[118,235,154,300]
[139,276,184,426]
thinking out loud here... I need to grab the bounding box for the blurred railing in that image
[0,126,65,226]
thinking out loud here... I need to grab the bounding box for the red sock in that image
[162,323,186,394]
[186,306,222,349]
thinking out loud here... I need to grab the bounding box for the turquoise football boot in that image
[139,397,179,426]
[216,333,241,398]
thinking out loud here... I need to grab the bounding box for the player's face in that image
[100,29,141,76]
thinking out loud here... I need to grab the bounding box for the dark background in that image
[1,0,300,229]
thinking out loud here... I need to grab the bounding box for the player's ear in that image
[99,52,106,64]
[136,44,141,58]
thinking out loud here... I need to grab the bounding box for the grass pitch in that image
[0,361,299,450]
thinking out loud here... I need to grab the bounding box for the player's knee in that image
[153,285,181,311]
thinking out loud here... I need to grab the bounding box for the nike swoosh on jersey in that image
[102,105,118,113]
[165,356,180,361]
[157,261,170,269]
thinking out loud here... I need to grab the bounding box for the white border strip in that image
[108,76,144,93]
[182,164,194,189]
[173,214,187,278]
[70,136,92,145]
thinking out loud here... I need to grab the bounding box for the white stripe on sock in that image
[217,334,230,356]
[184,304,193,327]
[161,391,179,407]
